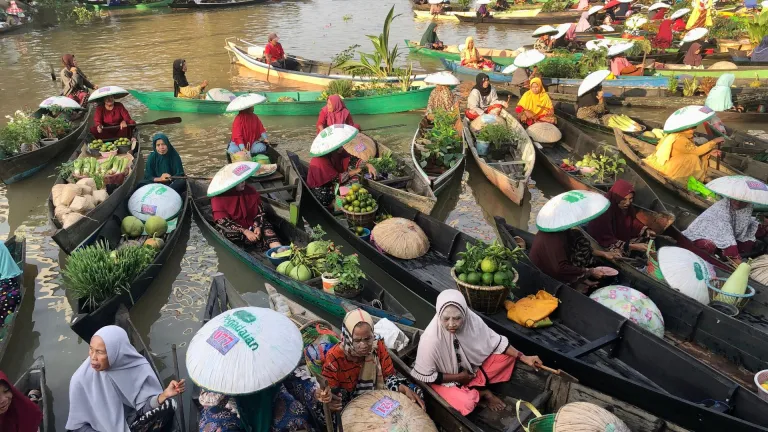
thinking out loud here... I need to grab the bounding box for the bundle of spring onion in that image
[73,156,130,177]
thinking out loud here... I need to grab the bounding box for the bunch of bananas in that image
[606,114,643,133]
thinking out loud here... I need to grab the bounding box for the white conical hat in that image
[763,0,768,7]
[207,162,261,197]
[40,96,82,110]
[502,64,518,74]
[186,307,303,395]
[648,2,669,10]
[226,94,268,112]
[625,16,647,29]
[607,42,634,57]
[536,190,610,232]
[553,23,572,40]
[424,71,460,86]
[476,0,491,4]
[588,5,604,15]
[670,7,690,19]
[658,247,713,305]
[428,0,443,4]
[706,176,768,205]
[513,50,545,68]
[578,70,611,96]
[599,24,615,31]
[683,27,708,42]
[311,124,359,157]
[663,105,715,132]
[88,85,129,102]
[532,25,559,37]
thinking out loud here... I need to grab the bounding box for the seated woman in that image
[317,309,424,414]
[60,54,96,106]
[173,59,208,99]
[307,147,376,207]
[466,73,507,120]
[430,1,444,15]
[510,65,540,88]
[586,180,655,256]
[0,242,21,331]
[66,326,184,432]
[682,41,704,67]
[460,36,495,70]
[705,73,737,112]
[752,36,768,62]
[643,125,723,185]
[89,96,135,140]
[477,3,491,17]
[533,34,553,53]
[411,290,542,414]
[141,133,186,195]
[575,11,592,32]
[576,84,610,123]
[228,104,269,156]
[0,368,43,432]
[652,19,673,49]
[494,0,509,9]
[211,180,282,249]
[683,198,766,264]
[426,81,458,120]
[316,95,360,134]
[419,23,444,50]
[610,52,643,76]
[515,77,556,126]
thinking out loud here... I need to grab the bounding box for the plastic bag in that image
[374,318,409,351]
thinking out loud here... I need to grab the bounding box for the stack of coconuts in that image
[120,215,168,250]
[52,178,110,229]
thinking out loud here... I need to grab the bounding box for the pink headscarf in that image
[575,11,591,32]
[565,23,578,41]
[611,57,632,76]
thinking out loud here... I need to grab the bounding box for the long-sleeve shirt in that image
[467,88,501,116]
[93,102,134,128]
[60,68,95,97]
[70,394,159,432]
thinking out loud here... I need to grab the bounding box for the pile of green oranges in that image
[341,184,377,214]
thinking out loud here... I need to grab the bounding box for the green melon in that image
[145,216,168,237]
[121,216,144,238]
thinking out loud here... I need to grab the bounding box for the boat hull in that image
[170,0,266,8]
[14,357,50,432]
[0,236,25,364]
[410,116,466,197]
[455,9,581,24]
[88,0,171,10]
[657,67,768,79]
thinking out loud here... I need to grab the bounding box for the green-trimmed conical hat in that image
[207,162,261,197]
[536,190,610,232]
[310,124,359,157]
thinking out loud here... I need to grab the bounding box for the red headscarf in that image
[306,149,351,188]
[672,18,686,32]
[651,8,667,20]
[316,95,358,131]
[231,111,267,150]
[211,183,262,228]
[652,19,673,49]
[586,179,645,248]
[0,371,43,432]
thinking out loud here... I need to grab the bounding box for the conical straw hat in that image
[371,218,430,259]
[553,23,571,40]
[607,42,633,57]
[588,5,604,15]
[706,175,768,205]
[88,85,129,102]
[663,105,715,132]
[526,122,562,144]
[343,133,378,161]
[311,124,359,157]
[476,0,491,4]
[513,50,545,68]
[670,7,690,19]
[658,246,713,305]
[648,2,669,11]
[683,27,708,43]
[536,191,609,232]
[341,390,438,432]
[226,94,267,112]
[428,0,443,4]
[207,162,261,197]
[599,24,615,31]
[578,70,611,96]
[554,402,631,432]
[424,71,460,86]
[532,25,558,37]
[502,64,518,74]
[40,96,82,110]
[186,307,303,395]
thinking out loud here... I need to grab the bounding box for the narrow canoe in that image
[0,21,29,37]
[0,236,25,364]
[657,66,768,79]
[129,87,435,115]
[455,9,582,24]
[189,179,416,325]
[704,122,768,182]
[170,0,266,8]
[69,184,191,342]
[413,7,542,21]
[405,39,521,66]
[225,38,428,89]
[0,106,91,185]
[461,114,535,205]
[87,0,171,10]
[410,115,466,196]
[287,150,768,431]
[48,130,143,255]
[14,357,51,432]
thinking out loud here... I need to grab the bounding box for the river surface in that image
[0,1,764,430]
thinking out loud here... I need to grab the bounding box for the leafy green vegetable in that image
[368,151,401,176]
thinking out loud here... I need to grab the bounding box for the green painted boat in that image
[406,39,519,66]
[88,0,171,10]
[656,66,768,79]
[129,87,435,115]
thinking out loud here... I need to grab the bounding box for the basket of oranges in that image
[338,184,378,229]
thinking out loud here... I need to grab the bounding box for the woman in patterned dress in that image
[210,181,282,250]
[0,242,21,329]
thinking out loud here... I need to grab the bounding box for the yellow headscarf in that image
[461,36,479,62]
[644,129,693,167]
[517,77,553,117]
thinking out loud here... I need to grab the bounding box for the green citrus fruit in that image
[480,258,498,274]
[493,271,508,285]
[458,273,467,282]
[467,272,481,285]
[481,272,494,285]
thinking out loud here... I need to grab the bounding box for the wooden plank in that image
[567,333,622,359]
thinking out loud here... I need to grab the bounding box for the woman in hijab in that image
[60,54,96,106]
[575,11,592,32]
[317,309,424,414]
[0,242,21,331]
[683,41,704,67]
[228,104,269,156]
[652,19,674,49]
[0,369,42,432]
[412,290,542,414]
[649,5,669,20]
[172,59,208,99]
[686,0,712,30]
[211,180,282,249]
[515,77,556,126]
[586,179,655,256]
[466,73,505,120]
[705,73,736,112]
[576,84,610,123]
[316,95,360,133]
[610,52,643,76]
[751,36,768,62]
[643,126,723,184]
[89,95,135,140]
[477,3,491,17]
[306,148,376,207]
[683,198,767,264]
[533,34,553,53]
[460,36,494,70]
[66,326,185,432]
[420,23,444,50]
[141,133,186,194]
[426,83,457,120]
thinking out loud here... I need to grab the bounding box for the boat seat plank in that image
[257,178,294,203]
[566,332,621,359]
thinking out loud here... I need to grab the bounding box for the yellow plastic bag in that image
[504,290,559,328]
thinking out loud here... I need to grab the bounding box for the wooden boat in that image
[189,179,415,324]
[170,0,265,8]
[413,7,542,21]
[657,65,768,79]
[69,184,190,341]
[129,87,435,115]
[0,236,25,364]
[704,122,768,182]
[0,106,91,184]
[225,38,428,89]
[410,116,466,196]
[461,115,535,205]
[0,21,29,37]
[87,0,171,10]
[48,131,143,255]
[13,357,50,432]
[405,39,521,66]
[455,9,582,24]
[289,150,768,430]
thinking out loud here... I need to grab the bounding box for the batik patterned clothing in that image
[0,278,20,326]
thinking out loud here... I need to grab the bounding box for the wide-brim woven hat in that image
[226,94,267,112]
[207,162,261,197]
[40,96,82,110]
[371,218,430,259]
[590,286,665,338]
[526,122,562,144]
[604,0,620,9]
[513,50,545,68]
[607,42,634,57]
[553,23,572,40]
[424,71,460,86]
[658,246,713,305]
[532,25,559,37]
[683,27,709,43]
[554,402,632,432]
[588,5,604,15]
[536,190,610,232]
[578,70,611,96]
[343,133,378,160]
[428,0,443,4]
[663,105,715,132]
[706,175,768,205]
[502,64,519,74]
[670,7,690,19]
[88,85,129,102]
[186,307,303,395]
[648,2,669,10]
[311,124,359,157]
[341,391,438,432]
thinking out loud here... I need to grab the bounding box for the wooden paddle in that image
[171,344,187,432]
[102,117,182,130]
[538,364,578,383]
[362,123,408,132]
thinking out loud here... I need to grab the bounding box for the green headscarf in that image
[420,23,438,46]
[145,132,184,182]
[0,242,21,280]
[704,73,735,112]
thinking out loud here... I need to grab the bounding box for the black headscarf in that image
[474,73,492,97]
[577,84,601,108]
[173,59,188,97]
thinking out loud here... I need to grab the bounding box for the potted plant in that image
[0,111,42,158]
[321,246,366,298]
[321,248,343,294]
[666,76,679,97]
[477,123,519,160]
[39,115,71,146]
[419,108,463,173]
[367,151,402,181]
[575,146,627,184]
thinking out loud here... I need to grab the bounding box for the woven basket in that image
[341,205,378,229]
[451,268,518,314]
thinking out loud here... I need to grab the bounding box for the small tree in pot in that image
[322,247,366,298]
[477,123,521,160]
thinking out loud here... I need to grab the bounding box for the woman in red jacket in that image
[89,95,135,140]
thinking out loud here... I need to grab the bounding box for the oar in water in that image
[362,123,408,132]
[102,117,182,130]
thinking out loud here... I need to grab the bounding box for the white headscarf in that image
[411,290,508,383]
[682,198,760,249]
[66,326,163,432]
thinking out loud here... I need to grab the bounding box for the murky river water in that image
[0,1,764,429]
